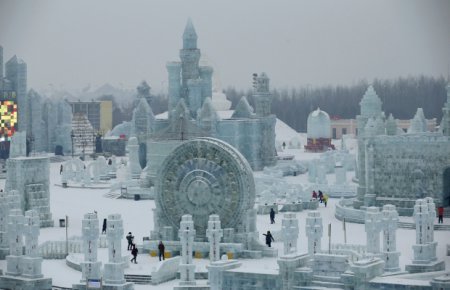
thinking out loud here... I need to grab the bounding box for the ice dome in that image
[307,108,331,139]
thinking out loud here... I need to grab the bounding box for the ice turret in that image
[183,18,198,49]
[409,108,427,133]
[253,72,272,117]
[360,85,382,118]
[180,19,200,88]
[198,97,219,122]
[232,96,254,119]
[132,97,154,137]
[386,114,398,136]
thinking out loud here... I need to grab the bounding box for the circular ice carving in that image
[156,137,255,238]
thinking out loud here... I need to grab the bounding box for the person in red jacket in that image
[438,206,444,224]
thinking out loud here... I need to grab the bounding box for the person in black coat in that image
[130,244,138,264]
[101,218,107,234]
[126,232,134,250]
[263,231,275,247]
[158,241,165,261]
[269,208,276,224]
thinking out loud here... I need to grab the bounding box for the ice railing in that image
[327,243,367,261]
[38,235,108,259]
[335,198,365,223]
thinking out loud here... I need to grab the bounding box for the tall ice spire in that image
[183,18,198,49]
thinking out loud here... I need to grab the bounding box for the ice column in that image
[127,137,141,179]
[80,212,101,283]
[1,191,21,258]
[365,207,382,254]
[178,215,196,286]
[413,200,428,262]
[305,211,323,255]
[22,210,43,278]
[0,191,9,257]
[206,215,223,262]
[381,205,400,272]
[411,198,440,264]
[103,214,126,285]
[282,213,299,255]
[6,209,24,276]
[425,197,437,261]
[406,198,445,273]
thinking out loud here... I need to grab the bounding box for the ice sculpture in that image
[306,211,323,255]
[381,204,400,272]
[206,215,223,262]
[281,213,299,255]
[178,215,196,286]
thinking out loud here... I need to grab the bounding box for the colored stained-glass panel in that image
[0,100,18,142]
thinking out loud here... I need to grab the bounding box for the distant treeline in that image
[224,75,448,132]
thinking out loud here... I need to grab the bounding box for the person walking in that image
[438,206,444,224]
[60,164,63,175]
[130,244,138,264]
[126,232,134,250]
[318,190,324,203]
[158,241,165,261]
[312,191,317,200]
[101,218,107,234]
[323,194,329,207]
[270,208,276,224]
[263,231,275,247]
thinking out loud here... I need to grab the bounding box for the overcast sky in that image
[1,0,449,93]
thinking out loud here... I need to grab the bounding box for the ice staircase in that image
[124,274,152,284]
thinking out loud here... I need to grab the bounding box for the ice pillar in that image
[282,213,299,255]
[0,191,9,257]
[103,214,126,285]
[381,205,400,272]
[80,212,101,283]
[127,137,141,179]
[305,211,323,255]
[178,214,196,286]
[406,198,445,273]
[0,191,21,259]
[365,206,382,254]
[22,210,43,278]
[425,197,437,261]
[206,215,223,262]
[166,62,182,117]
[412,199,429,263]
[6,209,24,276]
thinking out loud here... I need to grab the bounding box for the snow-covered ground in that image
[0,132,449,289]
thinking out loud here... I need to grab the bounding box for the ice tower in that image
[167,19,213,120]
[140,19,277,179]
[355,85,383,209]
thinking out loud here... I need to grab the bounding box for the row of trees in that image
[100,75,448,133]
[224,75,448,132]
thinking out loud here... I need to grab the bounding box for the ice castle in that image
[130,19,277,184]
[354,84,450,215]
